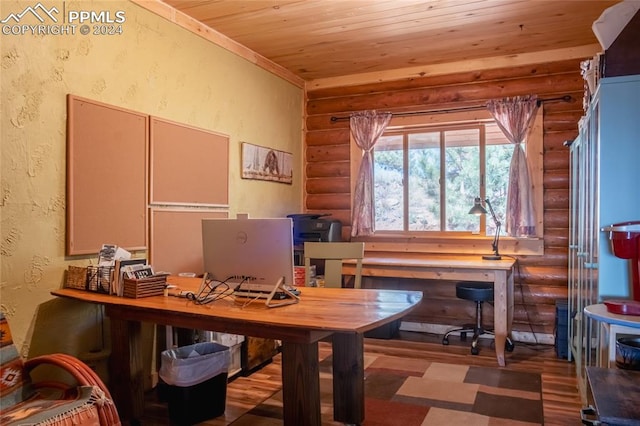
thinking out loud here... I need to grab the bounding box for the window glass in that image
[444,128,479,232]
[408,132,440,231]
[374,134,403,231]
[485,122,513,235]
[373,122,512,236]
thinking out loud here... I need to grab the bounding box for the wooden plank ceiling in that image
[160,0,617,82]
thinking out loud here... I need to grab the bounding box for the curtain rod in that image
[329,95,573,122]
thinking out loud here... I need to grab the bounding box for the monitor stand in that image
[265,277,300,308]
[234,277,300,308]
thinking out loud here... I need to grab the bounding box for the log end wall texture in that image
[305,59,584,338]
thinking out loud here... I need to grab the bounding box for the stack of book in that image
[123,275,167,298]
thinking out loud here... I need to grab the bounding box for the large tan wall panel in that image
[66,95,148,255]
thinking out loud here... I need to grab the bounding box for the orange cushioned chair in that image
[0,312,121,425]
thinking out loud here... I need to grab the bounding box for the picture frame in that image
[241,142,293,184]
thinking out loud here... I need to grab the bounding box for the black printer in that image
[287,214,342,245]
[287,214,342,265]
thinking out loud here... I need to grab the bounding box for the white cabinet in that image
[567,75,640,402]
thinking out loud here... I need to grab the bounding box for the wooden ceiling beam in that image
[307,44,600,90]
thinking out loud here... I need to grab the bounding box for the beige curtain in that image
[350,110,392,237]
[486,95,539,237]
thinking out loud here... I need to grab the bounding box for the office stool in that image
[442,281,515,355]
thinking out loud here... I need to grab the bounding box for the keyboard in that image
[233,285,300,300]
[233,290,289,300]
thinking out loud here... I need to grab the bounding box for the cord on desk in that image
[186,274,238,305]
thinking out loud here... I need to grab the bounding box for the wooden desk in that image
[52,277,422,425]
[343,252,516,366]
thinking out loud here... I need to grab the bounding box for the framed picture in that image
[241,142,293,184]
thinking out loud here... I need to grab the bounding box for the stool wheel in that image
[471,345,479,355]
[442,337,449,345]
[506,340,515,352]
[460,332,467,341]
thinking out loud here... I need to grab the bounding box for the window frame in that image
[349,109,544,256]
[375,122,493,234]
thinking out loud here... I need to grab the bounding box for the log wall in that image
[305,59,586,338]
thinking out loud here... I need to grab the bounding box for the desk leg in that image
[281,341,321,426]
[109,317,144,422]
[494,270,510,367]
[507,268,514,341]
[332,333,364,424]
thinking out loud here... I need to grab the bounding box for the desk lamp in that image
[469,197,502,260]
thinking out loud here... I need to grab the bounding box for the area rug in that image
[232,353,543,426]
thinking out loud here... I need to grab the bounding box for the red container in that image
[607,221,640,259]
[602,221,640,302]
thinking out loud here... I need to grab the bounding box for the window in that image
[349,109,543,255]
[373,121,513,236]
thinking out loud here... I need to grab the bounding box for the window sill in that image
[352,233,544,256]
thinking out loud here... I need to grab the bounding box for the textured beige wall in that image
[0,0,303,357]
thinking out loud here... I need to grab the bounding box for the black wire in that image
[186,275,238,305]
[500,254,552,350]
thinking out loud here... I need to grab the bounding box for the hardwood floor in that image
[140,331,582,425]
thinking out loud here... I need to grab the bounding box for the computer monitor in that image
[201,216,295,291]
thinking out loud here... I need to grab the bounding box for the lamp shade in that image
[469,197,487,215]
